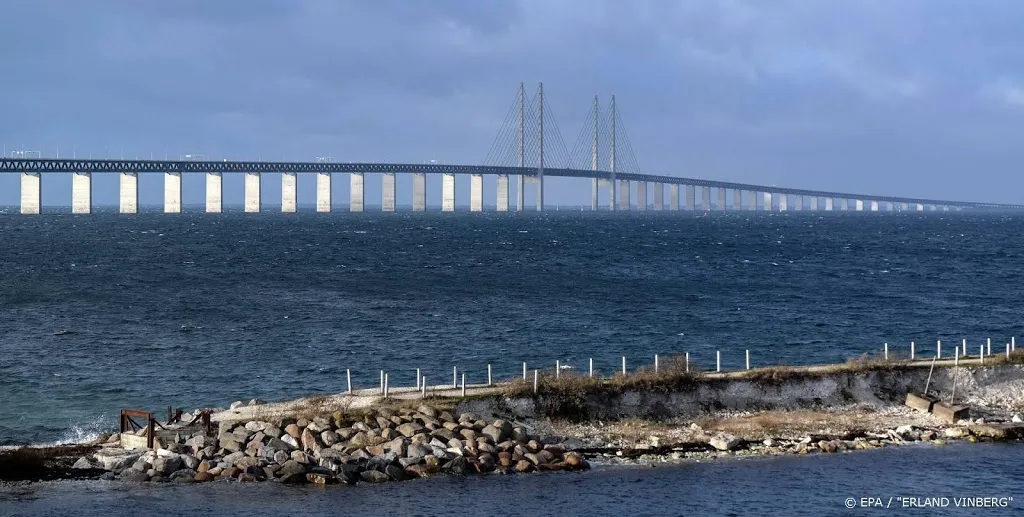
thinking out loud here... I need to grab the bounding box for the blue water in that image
[1,443,1021,516]
[1,212,1022,446]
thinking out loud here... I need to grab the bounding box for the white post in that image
[745,350,750,370]
[621,356,626,375]
[1007,343,1012,360]
[911,341,915,360]
[461,373,466,397]
[421,376,426,398]
[384,374,389,398]
[955,348,959,367]
[716,351,721,372]
[347,369,352,394]
[962,338,967,356]
[937,340,941,359]
[987,338,991,356]
[487,364,492,386]
[416,368,421,390]
[884,343,889,361]
[685,352,690,373]
[556,360,560,378]
[533,370,538,393]
[980,346,985,365]
[1012,336,1016,351]
[523,362,527,381]
[654,354,659,373]
[380,370,384,395]
[589,358,593,378]
[453,366,458,388]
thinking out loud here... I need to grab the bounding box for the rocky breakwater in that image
[89,405,589,485]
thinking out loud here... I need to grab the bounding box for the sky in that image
[2,0,1024,208]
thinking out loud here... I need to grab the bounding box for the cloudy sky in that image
[2,0,1023,208]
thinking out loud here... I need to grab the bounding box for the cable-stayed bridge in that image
[1,82,1019,214]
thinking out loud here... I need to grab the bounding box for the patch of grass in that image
[738,355,912,385]
[989,348,1024,366]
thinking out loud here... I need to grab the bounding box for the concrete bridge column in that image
[382,173,396,212]
[536,175,544,212]
[669,184,679,210]
[120,172,138,214]
[496,175,509,212]
[761,192,771,211]
[716,187,726,211]
[350,172,365,212]
[72,172,92,214]
[824,198,834,211]
[316,172,331,212]
[777,194,788,212]
[653,183,663,211]
[618,180,630,211]
[442,173,456,212]
[245,172,261,213]
[20,172,41,214]
[942,205,950,212]
[915,203,924,211]
[164,172,182,213]
[205,172,221,213]
[810,196,819,211]
[853,199,863,211]
[701,186,711,211]
[412,173,426,212]
[591,179,599,211]
[470,174,483,212]
[869,200,879,212]
[516,175,525,212]
[282,172,297,213]
[900,202,909,212]
[792,195,802,211]
[733,189,742,210]
[686,185,696,210]
[637,182,647,211]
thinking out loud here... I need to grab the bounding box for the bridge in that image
[2,82,1020,214]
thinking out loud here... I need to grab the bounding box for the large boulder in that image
[396,422,425,438]
[360,470,390,483]
[709,433,742,452]
[96,450,142,471]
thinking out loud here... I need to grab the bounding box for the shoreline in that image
[3,357,1022,486]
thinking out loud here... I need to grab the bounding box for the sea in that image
[1,209,1022,515]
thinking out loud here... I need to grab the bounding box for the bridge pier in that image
[442,173,455,212]
[282,172,297,213]
[618,180,630,211]
[382,173,396,212]
[760,192,770,211]
[516,175,525,212]
[653,183,663,211]
[669,184,679,210]
[915,203,924,211]
[205,172,222,213]
[120,172,138,214]
[536,175,544,211]
[72,172,92,214]
[470,174,483,212]
[733,189,742,210]
[715,187,724,211]
[316,172,331,212]
[853,199,863,211]
[164,172,182,213]
[637,181,647,211]
[685,185,695,210]
[810,196,819,211]
[413,173,426,212]
[20,172,41,215]
[701,186,711,211]
[824,197,834,211]
[245,172,261,213]
[496,175,509,211]
[591,179,599,211]
[793,195,802,211]
[350,172,365,212]
[778,193,788,212]
[870,200,879,212]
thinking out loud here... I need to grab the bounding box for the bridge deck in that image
[0,158,1018,209]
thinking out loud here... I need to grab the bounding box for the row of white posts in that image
[344,338,1016,399]
[883,337,1016,361]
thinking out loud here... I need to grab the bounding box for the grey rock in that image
[152,455,184,476]
[360,470,390,483]
[384,464,407,481]
[72,457,93,469]
[119,469,149,482]
[229,401,244,409]
[273,451,290,464]
[396,422,425,438]
[321,430,340,447]
[709,433,742,452]
[222,451,246,465]
[280,435,300,449]
[263,425,282,438]
[96,451,142,471]
[277,460,307,478]
[180,454,200,470]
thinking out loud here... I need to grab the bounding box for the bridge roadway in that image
[1,157,1021,211]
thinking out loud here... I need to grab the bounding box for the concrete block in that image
[905,392,937,413]
[932,402,970,424]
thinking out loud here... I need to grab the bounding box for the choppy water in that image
[1,443,1021,516]
[1,212,1022,446]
